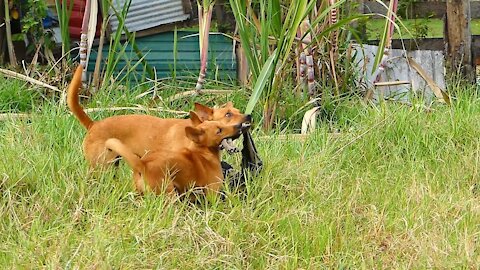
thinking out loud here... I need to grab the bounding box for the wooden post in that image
[445,0,474,82]
[236,44,249,85]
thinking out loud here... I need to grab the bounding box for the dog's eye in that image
[217,128,222,134]
[225,112,232,118]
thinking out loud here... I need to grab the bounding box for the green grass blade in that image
[260,0,269,60]
[268,0,282,37]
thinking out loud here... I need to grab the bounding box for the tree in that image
[445,0,474,82]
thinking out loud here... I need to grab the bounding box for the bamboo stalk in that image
[86,0,98,68]
[257,133,343,141]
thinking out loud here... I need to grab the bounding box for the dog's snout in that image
[241,114,252,130]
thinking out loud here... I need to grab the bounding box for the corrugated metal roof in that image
[109,0,190,33]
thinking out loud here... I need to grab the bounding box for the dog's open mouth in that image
[227,121,250,140]
[219,121,252,153]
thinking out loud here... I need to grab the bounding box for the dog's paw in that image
[220,139,239,154]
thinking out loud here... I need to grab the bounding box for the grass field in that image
[0,75,480,268]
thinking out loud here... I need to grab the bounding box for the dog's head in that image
[185,111,244,148]
[194,102,252,133]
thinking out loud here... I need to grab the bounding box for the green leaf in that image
[229,0,260,80]
[245,50,277,114]
[372,0,397,73]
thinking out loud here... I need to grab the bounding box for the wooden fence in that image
[364,0,480,19]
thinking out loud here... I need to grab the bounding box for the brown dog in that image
[67,66,251,168]
[105,111,246,196]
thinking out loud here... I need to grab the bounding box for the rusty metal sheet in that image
[353,44,446,103]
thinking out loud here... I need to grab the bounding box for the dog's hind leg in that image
[133,172,146,194]
[204,181,223,200]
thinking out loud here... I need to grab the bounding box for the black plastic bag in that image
[222,130,263,192]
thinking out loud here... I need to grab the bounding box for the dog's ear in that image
[189,111,203,126]
[194,103,214,121]
[222,101,233,108]
[185,126,205,144]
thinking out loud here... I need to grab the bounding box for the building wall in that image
[87,31,236,81]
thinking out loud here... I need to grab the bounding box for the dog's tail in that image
[67,65,94,129]
[105,138,145,172]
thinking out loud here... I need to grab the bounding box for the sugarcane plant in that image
[296,13,315,97]
[230,0,371,129]
[79,0,92,77]
[231,0,313,129]
[92,0,110,89]
[195,0,216,93]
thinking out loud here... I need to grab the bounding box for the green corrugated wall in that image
[87,31,236,81]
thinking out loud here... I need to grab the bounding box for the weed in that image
[0,75,40,112]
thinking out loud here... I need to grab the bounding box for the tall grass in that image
[0,74,479,268]
[0,75,40,112]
